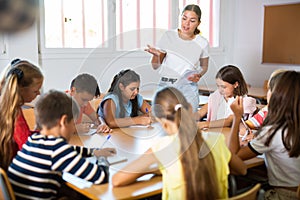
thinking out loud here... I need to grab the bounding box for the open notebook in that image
[78,134,128,165]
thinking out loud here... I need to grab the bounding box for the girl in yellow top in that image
[112,87,247,199]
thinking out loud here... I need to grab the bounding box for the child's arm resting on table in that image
[55,143,108,184]
[195,103,208,121]
[197,115,233,129]
[87,110,112,133]
[73,146,116,157]
[75,123,91,134]
[93,148,116,157]
[112,148,159,187]
[103,99,152,128]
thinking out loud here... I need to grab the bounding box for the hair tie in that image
[7,68,24,80]
[174,104,182,111]
[118,69,130,78]
[11,58,22,67]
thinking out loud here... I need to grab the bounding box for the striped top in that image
[7,133,107,200]
[246,106,268,129]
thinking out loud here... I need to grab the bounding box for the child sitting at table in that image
[7,90,116,200]
[68,73,111,133]
[229,71,300,200]
[112,87,247,199]
[98,69,152,128]
[197,65,256,129]
[0,58,43,171]
[245,69,285,129]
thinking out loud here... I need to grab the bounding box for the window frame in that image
[0,34,8,59]
[39,0,223,58]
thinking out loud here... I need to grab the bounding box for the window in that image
[43,0,108,48]
[41,0,220,51]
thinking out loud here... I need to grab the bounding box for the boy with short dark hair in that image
[7,90,115,199]
[69,73,111,133]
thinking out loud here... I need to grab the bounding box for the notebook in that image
[62,172,93,189]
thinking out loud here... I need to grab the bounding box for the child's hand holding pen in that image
[76,122,92,134]
[96,117,112,133]
[146,108,153,127]
[93,148,116,157]
[96,124,112,133]
[93,135,116,157]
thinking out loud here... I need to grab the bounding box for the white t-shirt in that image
[207,90,257,121]
[216,97,232,120]
[249,126,300,187]
[157,29,209,80]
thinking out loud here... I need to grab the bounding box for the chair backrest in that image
[0,168,15,200]
[89,97,103,111]
[22,108,36,130]
[297,184,300,199]
[229,183,261,200]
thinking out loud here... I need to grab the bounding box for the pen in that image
[146,108,152,127]
[100,134,111,149]
[241,118,250,141]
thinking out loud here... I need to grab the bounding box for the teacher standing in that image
[145,4,209,112]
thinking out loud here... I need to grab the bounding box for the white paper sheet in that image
[62,172,93,189]
[86,155,128,166]
[79,129,97,136]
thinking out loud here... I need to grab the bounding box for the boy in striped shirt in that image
[7,90,115,200]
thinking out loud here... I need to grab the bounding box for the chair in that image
[263,80,269,91]
[89,97,102,111]
[22,108,36,130]
[297,184,300,199]
[0,168,16,200]
[228,174,238,197]
[226,183,262,200]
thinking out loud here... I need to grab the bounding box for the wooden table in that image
[198,85,268,100]
[68,123,164,200]
[68,124,264,199]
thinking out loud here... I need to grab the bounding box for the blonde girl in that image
[113,87,246,199]
[0,59,43,170]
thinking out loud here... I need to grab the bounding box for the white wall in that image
[1,0,299,94]
[40,51,161,93]
[230,0,300,86]
[0,23,39,74]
